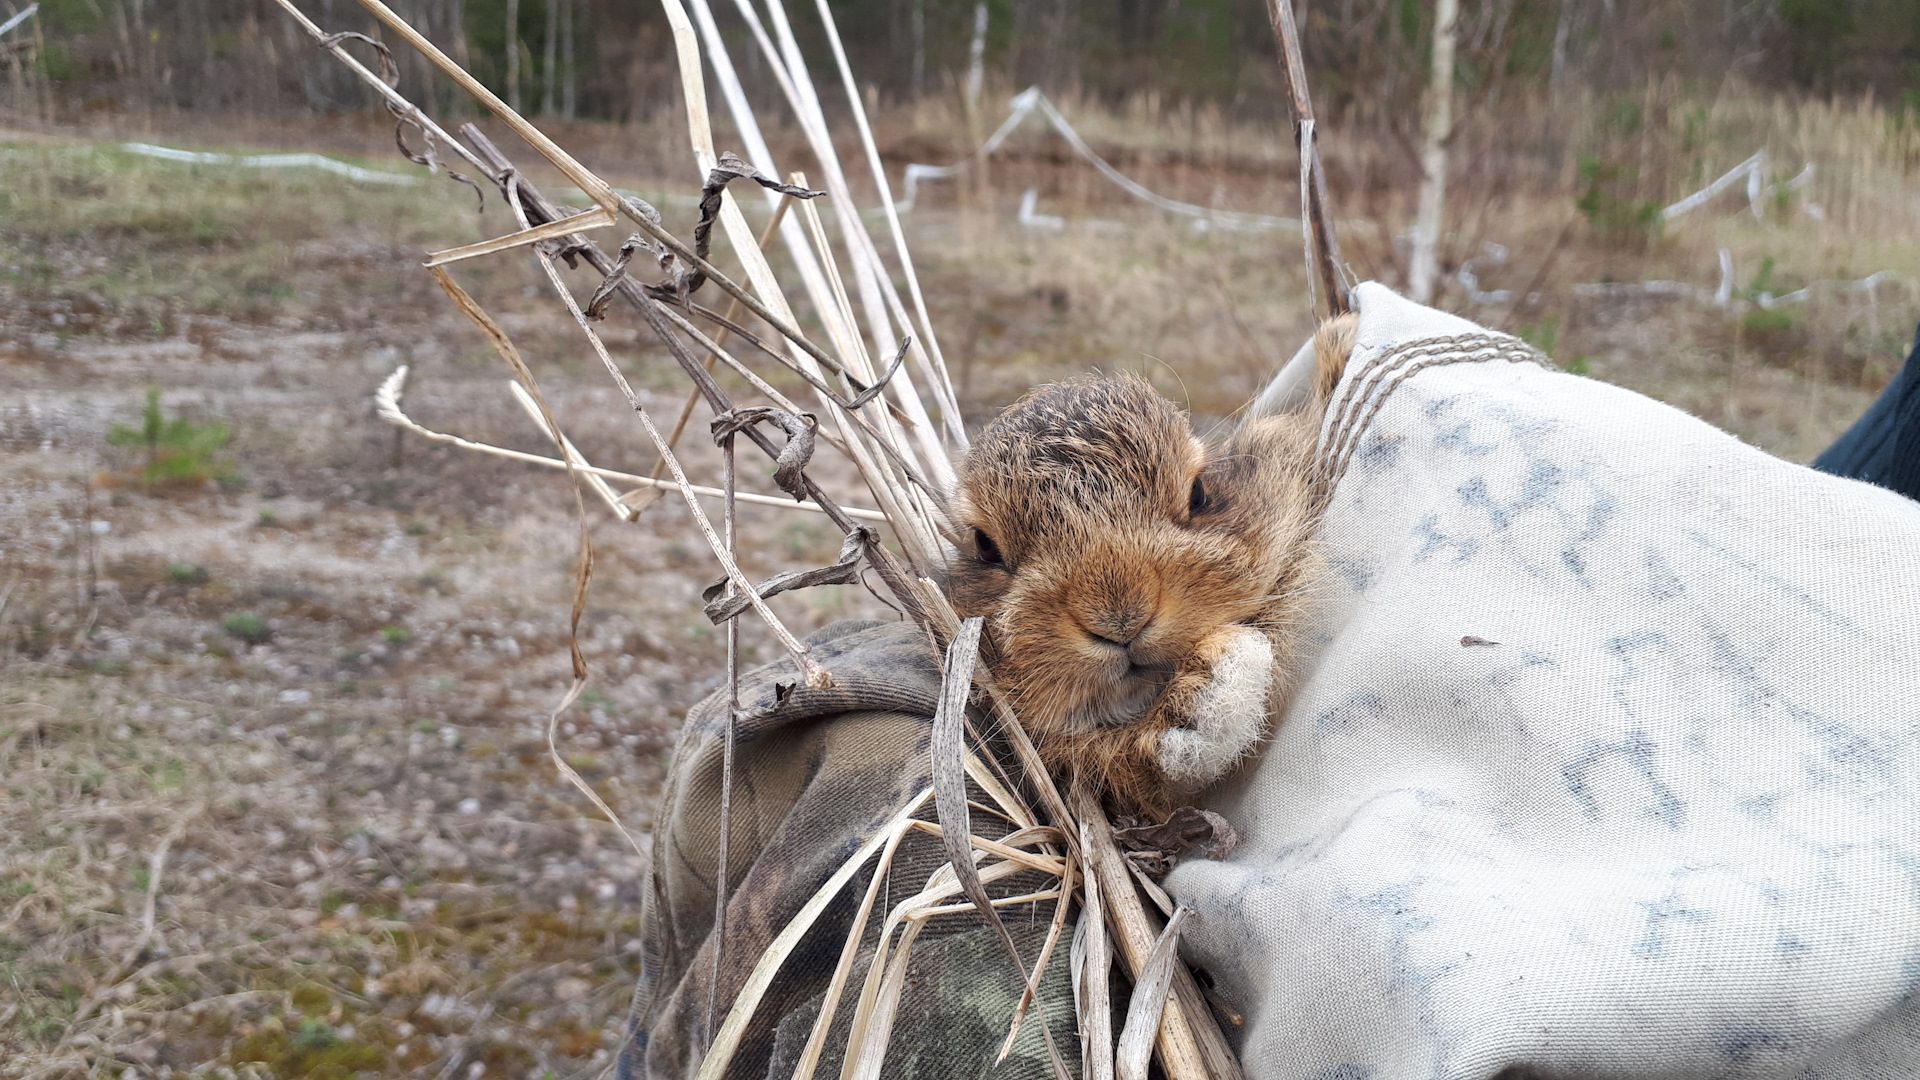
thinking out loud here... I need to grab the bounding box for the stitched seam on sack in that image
[1313,331,1547,510]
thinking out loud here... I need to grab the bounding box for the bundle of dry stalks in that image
[258,0,1349,1075]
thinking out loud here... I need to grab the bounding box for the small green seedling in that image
[107,389,235,489]
[223,612,270,645]
[1519,316,1561,359]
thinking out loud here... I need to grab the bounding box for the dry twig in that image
[57,811,194,1043]
[1263,0,1351,317]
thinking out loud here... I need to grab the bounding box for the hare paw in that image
[1156,627,1275,789]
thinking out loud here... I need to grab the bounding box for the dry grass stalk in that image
[649,0,956,575]
[780,749,1041,1080]
[373,366,886,520]
[1077,822,1117,1080]
[692,0,968,474]
[710,411,743,1044]
[1262,0,1349,317]
[1073,782,1214,1080]
[837,824,1072,1080]
[928,617,1070,1078]
[497,183,834,688]
[1116,907,1193,1080]
[996,839,1078,1062]
[267,0,495,187]
[805,0,965,447]
[49,811,195,1051]
[505,380,630,519]
[693,788,934,1080]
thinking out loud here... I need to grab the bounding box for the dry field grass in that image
[2,84,1917,1078]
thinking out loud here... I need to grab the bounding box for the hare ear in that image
[1311,312,1358,404]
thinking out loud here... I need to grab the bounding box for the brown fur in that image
[947,315,1357,815]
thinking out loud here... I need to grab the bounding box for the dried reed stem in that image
[707,422,740,1046]
[1071,782,1207,1080]
[375,366,886,520]
[353,0,617,211]
[265,0,496,182]
[722,0,962,481]
[651,0,953,575]
[1263,0,1350,317]
[505,380,629,518]
[808,0,966,449]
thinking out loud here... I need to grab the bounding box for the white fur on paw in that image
[1157,628,1275,789]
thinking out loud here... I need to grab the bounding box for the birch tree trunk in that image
[448,0,469,115]
[964,2,987,109]
[540,0,557,115]
[448,0,468,67]
[560,0,574,118]
[505,0,521,112]
[910,0,924,97]
[1409,0,1458,305]
[1550,0,1575,99]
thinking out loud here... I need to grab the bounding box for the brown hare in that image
[946,315,1356,815]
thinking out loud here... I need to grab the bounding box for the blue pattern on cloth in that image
[1168,283,1920,1080]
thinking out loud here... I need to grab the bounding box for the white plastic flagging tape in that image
[893,86,1302,234]
[0,5,39,39]
[121,142,421,186]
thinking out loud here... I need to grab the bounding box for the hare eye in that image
[1188,477,1209,516]
[974,529,1005,568]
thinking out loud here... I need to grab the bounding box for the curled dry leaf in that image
[709,405,818,499]
[582,235,646,320]
[700,527,870,624]
[683,152,824,296]
[1114,807,1240,881]
[844,337,911,410]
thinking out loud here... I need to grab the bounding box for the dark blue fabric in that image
[1812,324,1920,502]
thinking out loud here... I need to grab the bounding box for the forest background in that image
[21,0,1920,122]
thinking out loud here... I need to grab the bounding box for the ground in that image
[0,92,1914,1078]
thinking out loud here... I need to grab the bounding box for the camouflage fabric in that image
[618,619,1081,1080]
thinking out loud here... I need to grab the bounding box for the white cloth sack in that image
[1168,283,1920,1080]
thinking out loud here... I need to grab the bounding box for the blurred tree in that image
[11,0,1920,125]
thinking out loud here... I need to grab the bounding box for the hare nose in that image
[1084,606,1153,650]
